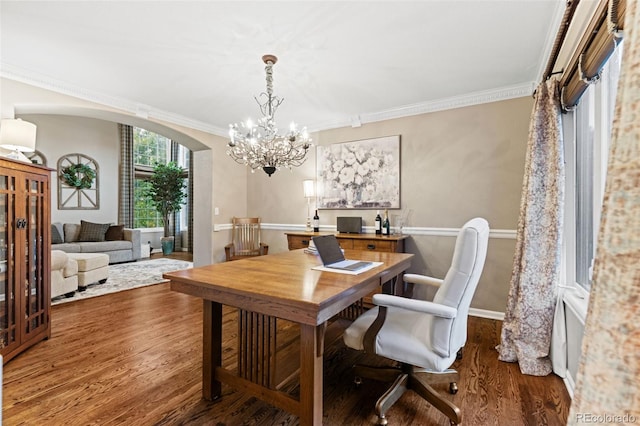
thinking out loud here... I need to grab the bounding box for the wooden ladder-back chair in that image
[224,217,269,261]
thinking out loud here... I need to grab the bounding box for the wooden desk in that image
[164,249,413,426]
[286,232,409,306]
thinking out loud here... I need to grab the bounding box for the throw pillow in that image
[78,220,110,242]
[63,223,81,243]
[51,224,63,244]
[105,224,125,241]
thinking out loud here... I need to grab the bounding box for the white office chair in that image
[343,218,489,425]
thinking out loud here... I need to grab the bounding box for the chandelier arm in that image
[255,92,284,119]
[227,54,312,176]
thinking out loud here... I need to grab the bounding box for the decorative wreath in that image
[61,163,96,189]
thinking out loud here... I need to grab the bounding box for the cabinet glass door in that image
[0,174,17,351]
[24,176,47,338]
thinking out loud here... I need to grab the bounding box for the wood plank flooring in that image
[3,278,570,425]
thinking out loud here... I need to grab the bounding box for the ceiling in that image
[1,1,567,136]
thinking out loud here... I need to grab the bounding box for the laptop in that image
[312,235,373,271]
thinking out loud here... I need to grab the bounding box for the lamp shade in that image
[0,119,37,152]
[303,179,315,198]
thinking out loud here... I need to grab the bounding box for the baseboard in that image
[469,308,505,321]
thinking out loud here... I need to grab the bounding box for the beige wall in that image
[19,114,119,224]
[1,77,531,314]
[249,98,529,229]
[249,97,532,313]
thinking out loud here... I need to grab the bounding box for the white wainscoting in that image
[215,222,516,240]
[562,291,588,397]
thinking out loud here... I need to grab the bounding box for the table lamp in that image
[0,118,37,162]
[303,179,315,231]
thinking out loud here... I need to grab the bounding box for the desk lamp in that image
[303,179,315,231]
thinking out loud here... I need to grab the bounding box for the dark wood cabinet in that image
[286,231,407,253]
[0,158,52,363]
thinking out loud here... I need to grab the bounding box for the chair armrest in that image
[362,297,455,354]
[363,293,457,354]
[404,273,443,288]
[372,294,457,319]
[51,250,69,270]
[123,228,141,260]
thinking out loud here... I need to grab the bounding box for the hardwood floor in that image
[150,251,193,262]
[3,282,570,425]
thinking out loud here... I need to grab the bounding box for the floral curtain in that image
[568,0,640,421]
[497,78,565,376]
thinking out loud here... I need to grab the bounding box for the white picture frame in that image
[316,135,400,209]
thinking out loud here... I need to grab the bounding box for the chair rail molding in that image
[215,222,516,240]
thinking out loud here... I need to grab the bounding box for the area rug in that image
[52,258,193,305]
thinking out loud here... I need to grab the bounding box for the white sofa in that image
[51,250,78,298]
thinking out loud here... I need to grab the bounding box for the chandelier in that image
[227,55,312,177]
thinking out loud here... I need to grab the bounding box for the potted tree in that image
[144,162,187,255]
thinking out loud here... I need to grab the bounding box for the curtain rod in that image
[543,0,581,80]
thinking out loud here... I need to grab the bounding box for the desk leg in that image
[203,300,222,400]
[299,323,325,426]
[383,272,406,296]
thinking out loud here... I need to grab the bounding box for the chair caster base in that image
[354,376,362,388]
[378,414,388,425]
[449,382,458,394]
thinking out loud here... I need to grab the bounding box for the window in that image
[134,127,169,166]
[574,85,595,290]
[132,127,190,232]
[132,128,170,229]
[133,178,161,228]
[570,44,623,292]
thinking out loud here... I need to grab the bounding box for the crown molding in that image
[306,82,537,132]
[1,63,226,135]
[3,62,534,136]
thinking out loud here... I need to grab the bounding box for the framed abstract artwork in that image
[316,135,400,209]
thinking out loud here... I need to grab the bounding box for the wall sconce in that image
[303,179,315,231]
[0,119,37,162]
